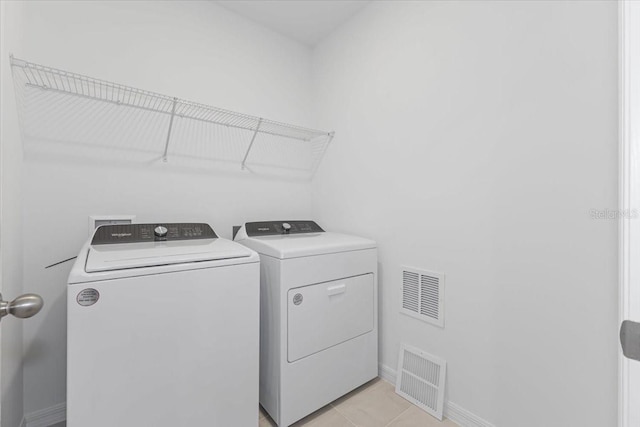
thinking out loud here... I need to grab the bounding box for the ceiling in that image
[216,1,371,47]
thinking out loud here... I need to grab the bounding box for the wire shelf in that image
[10,56,333,178]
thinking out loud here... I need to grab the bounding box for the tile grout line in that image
[329,379,402,427]
[329,402,358,426]
[383,405,413,427]
[328,380,382,426]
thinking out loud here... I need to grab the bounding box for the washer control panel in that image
[245,220,324,237]
[92,223,217,244]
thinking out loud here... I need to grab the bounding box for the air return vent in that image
[395,343,447,421]
[401,267,444,327]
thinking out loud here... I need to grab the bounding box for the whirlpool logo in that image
[111,233,132,238]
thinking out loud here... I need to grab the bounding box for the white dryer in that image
[67,223,260,427]
[234,220,378,426]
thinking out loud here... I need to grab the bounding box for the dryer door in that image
[287,273,374,362]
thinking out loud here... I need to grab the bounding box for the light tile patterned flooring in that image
[260,378,459,427]
[51,378,458,427]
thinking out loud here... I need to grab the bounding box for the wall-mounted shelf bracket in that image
[162,97,178,162]
[310,131,335,175]
[241,118,263,170]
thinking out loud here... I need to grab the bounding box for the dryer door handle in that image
[327,284,346,296]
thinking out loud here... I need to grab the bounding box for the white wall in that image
[3,1,621,424]
[7,0,314,416]
[1,2,25,426]
[311,2,618,426]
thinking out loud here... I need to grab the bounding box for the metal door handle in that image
[620,320,640,362]
[0,293,43,322]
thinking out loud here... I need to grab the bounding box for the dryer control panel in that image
[91,223,217,244]
[245,221,324,237]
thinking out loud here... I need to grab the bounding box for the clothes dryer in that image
[235,220,377,426]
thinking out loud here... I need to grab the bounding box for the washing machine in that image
[67,223,260,427]
[234,220,378,426]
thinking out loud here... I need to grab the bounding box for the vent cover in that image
[395,343,447,421]
[401,267,444,327]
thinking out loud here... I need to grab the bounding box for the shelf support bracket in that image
[309,131,335,177]
[162,97,178,162]
[241,118,263,170]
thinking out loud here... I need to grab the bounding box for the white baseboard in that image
[445,401,495,427]
[23,402,66,427]
[378,363,495,427]
[379,362,397,384]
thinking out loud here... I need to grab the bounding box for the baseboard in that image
[378,363,495,427]
[23,402,66,427]
[379,362,397,384]
[444,401,495,427]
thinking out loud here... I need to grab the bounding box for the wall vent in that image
[395,343,447,421]
[88,215,136,237]
[401,266,444,327]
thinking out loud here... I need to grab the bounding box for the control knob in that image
[282,223,292,234]
[154,225,168,238]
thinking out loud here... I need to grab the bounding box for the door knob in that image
[0,293,44,322]
[620,320,640,362]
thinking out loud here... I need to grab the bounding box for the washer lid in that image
[239,231,376,259]
[85,238,253,273]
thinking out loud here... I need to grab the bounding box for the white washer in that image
[67,223,260,427]
[234,220,378,426]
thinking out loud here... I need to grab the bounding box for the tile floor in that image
[51,378,457,427]
[260,378,458,427]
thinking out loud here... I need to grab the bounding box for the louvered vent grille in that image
[403,348,440,385]
[401,267,444,327]
[402,271,419,312]
[396,344,447,421]
[420,274,439,319]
